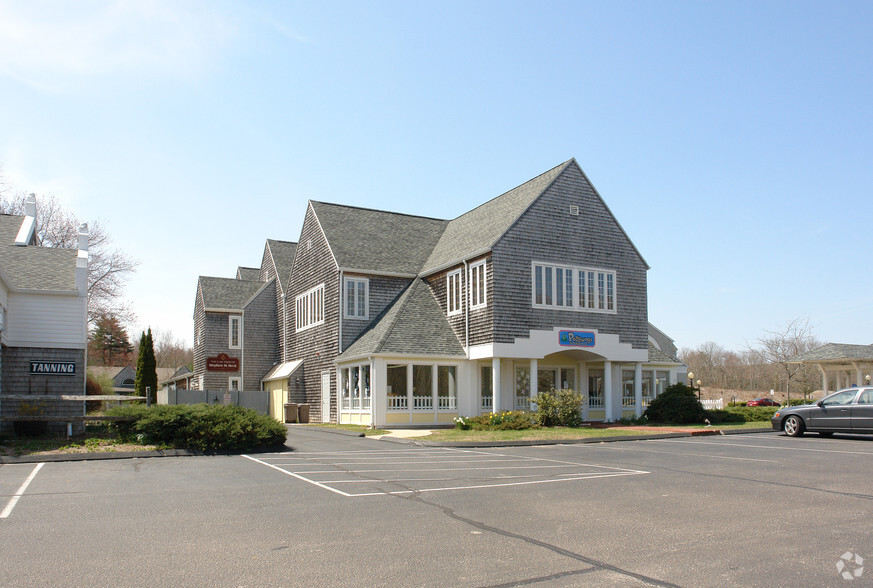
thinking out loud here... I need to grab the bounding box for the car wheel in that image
[784,415,805,437]
[818,431,834,438]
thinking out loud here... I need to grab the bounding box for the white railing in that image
[701,398,723,410]
[413,396,433,410]
[438,396,457,410]
[481,396,493,410]
[387,396,407,410]
[589,396,604,408]
[621,395,635,407]
[341,397,350,410]
[515,396,530,411]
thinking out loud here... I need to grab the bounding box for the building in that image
[0,195,89,433]
[192,159,686,425]
[789,343,873,395]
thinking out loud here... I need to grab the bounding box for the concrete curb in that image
[375,427,774,448]
[0,444,292,465]
[293,425,365,438]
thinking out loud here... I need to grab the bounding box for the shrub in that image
[716,406,779,422]
[705,409,746,423]
[107,404,287,450]
[531,388,584,427]
[644,383,709,424]
[456,411,537,431]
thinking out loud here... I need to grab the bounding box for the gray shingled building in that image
[192,159,687,425]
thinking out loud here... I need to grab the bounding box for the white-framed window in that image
[344,277,368,319]
[340,364,371,411]
[229,377,241,391]
[469,260,487,309]
[447,269,462,316]
[229,315,241,349]
[385,362,460,413]
[296,284,325,332]
[532,262,617,313]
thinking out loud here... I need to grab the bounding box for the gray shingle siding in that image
[341,274,411,351]
[243,280,278,389]
[492,164,648,349]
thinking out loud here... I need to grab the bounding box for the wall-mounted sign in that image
[30,361,77,375]
[558,330,595,347]
[206,353,240,372]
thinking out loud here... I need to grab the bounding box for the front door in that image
[321,371,331,423]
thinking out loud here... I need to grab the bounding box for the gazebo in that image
[789,343,873,395]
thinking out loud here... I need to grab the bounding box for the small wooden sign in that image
[30,361,77,375]
[206,353,240,372]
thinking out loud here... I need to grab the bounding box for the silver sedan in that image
[771,386,873,437]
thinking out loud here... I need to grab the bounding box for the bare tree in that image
[757,317,820,404]
[152,328,193,369]
[0,191,139,325]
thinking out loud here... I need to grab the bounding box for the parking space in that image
[0,462,44,519]
[243,447,650,497]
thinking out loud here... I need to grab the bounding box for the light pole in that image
[688,371,701,401]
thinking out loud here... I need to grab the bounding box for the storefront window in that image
[341,368,350,409]
[655,371,669,396]
[622,370,635,407]
[362,365,371,410]
[515,366,530,410]
[588,369,603,408]
[351,366,360,409]
[537,369,555,394]
[642,371,654,406]
[413,365,433,410]
[387,364,407,410]
[438,366,457,410]
[480,366,493,411]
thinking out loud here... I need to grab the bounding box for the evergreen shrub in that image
[453,411,537,431]
[531,388,584,427]
[643,383,709,424]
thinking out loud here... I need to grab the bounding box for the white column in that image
[634,362,643,418]
[579,363,588,422]
[818,365,828,396]
[603,361,613,422]
[492,358,501,414]
[530,359,538,411]
[854,362,863,388]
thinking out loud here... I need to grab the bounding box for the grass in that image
[303,423,390,436]
[421,421,771,442]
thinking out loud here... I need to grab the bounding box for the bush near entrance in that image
[107,404,287,451]
[644,383,709,424]
[531,388,585,427]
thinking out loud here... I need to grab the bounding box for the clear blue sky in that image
[1,1,871,351]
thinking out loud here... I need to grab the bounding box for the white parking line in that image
[1,462,45,519]
[652,438,873,456]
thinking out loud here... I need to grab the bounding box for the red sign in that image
[206,353,240,372]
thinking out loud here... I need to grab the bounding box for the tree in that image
[0,191,139,325]
[88,314,134,366]
[135,328,158,404]
[152,328,194,369]
[757,317,820,404]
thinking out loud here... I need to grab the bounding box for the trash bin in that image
[283,403,298,424]
[297,404,310,423]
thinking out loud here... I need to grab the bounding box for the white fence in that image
[701,398,724,410]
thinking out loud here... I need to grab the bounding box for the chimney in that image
[14,193,37,246]
[76,222,89,294]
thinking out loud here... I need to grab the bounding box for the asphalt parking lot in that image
[2,428,872,587]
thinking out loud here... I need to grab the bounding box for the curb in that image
[0,443,292,465]
[293,425,365,438]
[375,427,774,448]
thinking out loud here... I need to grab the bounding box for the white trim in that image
[467,328,647,363]
[295,283,325,332]
[228,376,241,391]
[338,267,417,279]
[531,261,617,314]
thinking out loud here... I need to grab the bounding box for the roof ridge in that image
[310,199,448,222]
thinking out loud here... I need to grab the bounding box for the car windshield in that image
[821,390,858,406]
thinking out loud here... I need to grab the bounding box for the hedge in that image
[107,404,288,451]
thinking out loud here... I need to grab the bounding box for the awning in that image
[260,360,303,383]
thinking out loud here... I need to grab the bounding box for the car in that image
[747,398,779,407]
[771,387,873,437]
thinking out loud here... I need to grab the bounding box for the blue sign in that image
[559,330,595,347]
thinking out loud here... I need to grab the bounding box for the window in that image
[344,278,368,319]
[480,366,493,411]
[295,284,325,332]
[642,371,654,407]
[447,270,462,315]
[387,364,407,410]
[228,377,240,391]
[438,366,457,410]
[229,315,241,349]
[588,369,604,408]
[515,366,531,410]
[413,365,433,410]
[622,370,635,407]
[532,262,616,313]
[469,261,487,309]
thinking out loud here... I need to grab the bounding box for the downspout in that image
[338,270,344,354]
[462,260,469,358]
[282,291,287,362]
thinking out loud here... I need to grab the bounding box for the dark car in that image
[772,387,873,437]
[748,398,779,407]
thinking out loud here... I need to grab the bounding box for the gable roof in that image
[310,201,448,276]
[236,267,261,281]
[420,160,572,274]
[265,239,297,293]
[337,278,465,361]
[789,343,873,364]
[0,214,78,292]
[198,276,270,311]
